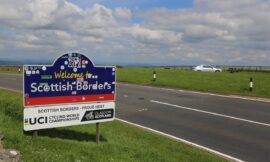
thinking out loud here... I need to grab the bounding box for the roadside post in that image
[18,66,21,73]
[249,77,253,92]
[23,53,116,143]
[153,71,156,81]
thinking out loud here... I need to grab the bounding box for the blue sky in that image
[68,0,193,10]
[68,0,194,24]
[0,0,270,66]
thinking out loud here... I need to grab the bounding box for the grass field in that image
[0,70,20,74]
[1,66,270,98]
[0,89,226,162]
[117,68,270,98]
[0,66,21,74]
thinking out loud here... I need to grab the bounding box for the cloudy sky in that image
[0,0,270,65]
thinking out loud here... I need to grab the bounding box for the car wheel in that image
[215,70,220,72]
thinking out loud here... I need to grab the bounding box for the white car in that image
[193,65,222,72]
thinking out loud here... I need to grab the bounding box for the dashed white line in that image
[151,100,270,127]
[116,118,244,162]
[138,108,148,112]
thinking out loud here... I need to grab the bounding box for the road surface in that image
[1,73,270,162]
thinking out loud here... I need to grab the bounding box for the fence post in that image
[153,71,156,82]
[249,77,253,92]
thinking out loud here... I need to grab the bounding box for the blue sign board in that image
[24,53,116,107]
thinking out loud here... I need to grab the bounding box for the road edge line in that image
[151,100,270,127]
[116,118,244,162]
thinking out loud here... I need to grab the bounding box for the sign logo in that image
[24,118,29,126]
[81,109,114,122]
[68,55,81,68]
[84,111,94,120]
[24,117,48,125]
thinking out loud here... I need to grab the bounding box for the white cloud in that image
[114,7,132,20]
[0,0,269,65]
[27,0,58,26]
[137,0,270,65]
[128,25,182,45]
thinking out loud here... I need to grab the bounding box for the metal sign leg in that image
[33,131,38,137]
[96,123,100,144]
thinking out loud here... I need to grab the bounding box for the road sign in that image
[24,102,115,131]
[23,53,116,107]
[23,53,116,131]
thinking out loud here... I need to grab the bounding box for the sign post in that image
[23,53,116,142]
[33,131,38,137]
[96,123,100,144]
[153,71,156,82]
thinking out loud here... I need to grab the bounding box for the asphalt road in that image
[1,73,270,162]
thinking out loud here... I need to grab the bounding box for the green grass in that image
[1,66,270,98]
[0,89,226,162]
[117,68,270,98]
[0,70,20,74]
[0,66,21,74]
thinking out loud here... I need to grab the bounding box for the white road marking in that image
[119,83,270,103]
[116,118,244,162]
[138,108,148,112]
[151,100,270,127]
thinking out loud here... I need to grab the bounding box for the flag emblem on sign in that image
[24,118,29,125]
